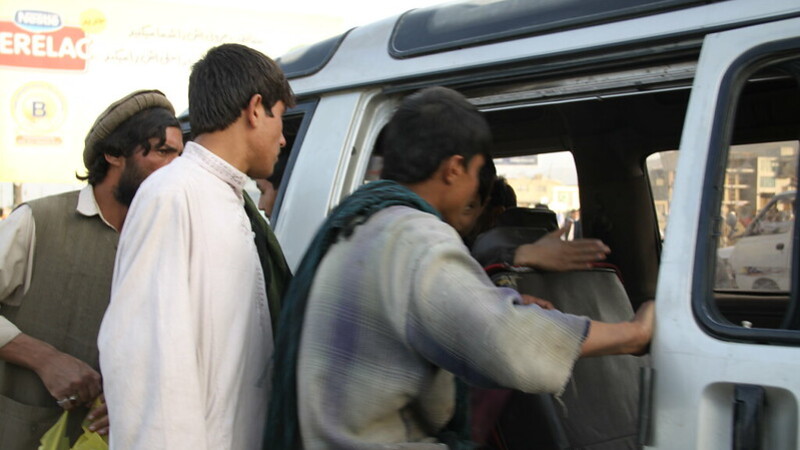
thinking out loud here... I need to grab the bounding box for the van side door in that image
[651,16,800,450]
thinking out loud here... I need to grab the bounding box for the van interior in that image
[462,59,800,325]
[451,56,799,449]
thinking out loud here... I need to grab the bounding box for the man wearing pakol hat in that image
[98,44,294,450]
[0,90,183,449]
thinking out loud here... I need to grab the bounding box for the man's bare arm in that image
[581,301,654,357]
[513,226,611,271]
[0,333,102,408]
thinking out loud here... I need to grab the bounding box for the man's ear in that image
[245,94,263,127]
[104,153,125,169]
[441,154,465,185]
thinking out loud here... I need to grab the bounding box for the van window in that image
[697,54,800,336]
[718,142,797,293]
[277,32,350,79]
[469,80,692,309]
[256,101,317,223]
[645,150,678,239]
[496,152,580,237]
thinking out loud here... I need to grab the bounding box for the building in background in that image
[647,141,797,239]
[496,153,580,220]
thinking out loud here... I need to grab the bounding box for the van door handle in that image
[776,243,785,250]
[733,384,766,450]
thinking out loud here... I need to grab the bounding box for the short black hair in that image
[478,158,497,205]
[77,107,178,186]
[189,43,295,136]
[379,86,492,184]
[489,176,516,209]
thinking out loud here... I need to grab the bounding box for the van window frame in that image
[271,100,318,224]
[692,38,800,345]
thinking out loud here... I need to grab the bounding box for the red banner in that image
[0,21,89,70]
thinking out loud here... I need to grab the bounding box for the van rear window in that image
[390,0,720,58]
[277,31,349,79]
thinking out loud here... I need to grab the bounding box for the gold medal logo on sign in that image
[80,9,106,34]
[12,82,67,134]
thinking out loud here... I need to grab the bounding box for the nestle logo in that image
[14,10,62,32]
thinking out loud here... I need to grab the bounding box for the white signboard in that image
[0,0,342,183]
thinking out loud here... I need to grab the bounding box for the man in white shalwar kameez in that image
[98,44,294,450]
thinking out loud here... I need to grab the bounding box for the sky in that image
[266,0,455,55]
[281,0,450,27]
[173,0,453,43]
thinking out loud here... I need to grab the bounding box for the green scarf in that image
[243,191,292,337]
[264,180,473,449]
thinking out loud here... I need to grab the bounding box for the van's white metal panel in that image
[650,16,800,449]
[289,0,800,96]
[273,92,364,269]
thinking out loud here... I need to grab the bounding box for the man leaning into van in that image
[266,86,655,449]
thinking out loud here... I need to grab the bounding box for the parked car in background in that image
[720,191,795,291]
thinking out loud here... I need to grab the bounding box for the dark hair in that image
[478,157,497,205]
[379,86,492,184]
[489,176,516,209]
[189,43,295,136]
[77,107,178,185]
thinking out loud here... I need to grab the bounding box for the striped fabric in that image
[292,205,588,448]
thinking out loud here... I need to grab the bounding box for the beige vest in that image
[0,190,118,449]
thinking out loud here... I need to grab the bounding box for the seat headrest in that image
[470,226,549,267]
[497,207,558,231]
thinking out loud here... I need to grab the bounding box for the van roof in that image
[279,0,800,97]
[388,0,717,59]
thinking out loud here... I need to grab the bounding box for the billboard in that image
[0,0,342,183]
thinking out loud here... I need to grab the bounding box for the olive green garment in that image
[0,190,116,449]
[242,191,292,336]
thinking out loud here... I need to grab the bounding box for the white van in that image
[184,0,800,447]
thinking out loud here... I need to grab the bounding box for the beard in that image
[114,159,148,206]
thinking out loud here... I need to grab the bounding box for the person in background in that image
[255,148,288,220]
[564,208,583,240]
[256,178,278,219]
[98,43,294,450]
[471,176,517,240]
[0,90,182,449]
[465,177,609,271]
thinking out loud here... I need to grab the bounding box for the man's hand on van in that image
[518,294,555,310]
[513,226,611,271]
[630,300,655,356]
[580,300,654,357]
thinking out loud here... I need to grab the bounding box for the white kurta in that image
[98,142,272,450]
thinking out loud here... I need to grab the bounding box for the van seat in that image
[471,227,549,267]
[497,207,559,230]
[474,267,644,449]
[470,207,561,267]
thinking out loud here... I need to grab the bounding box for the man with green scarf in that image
[267,86,653,449]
